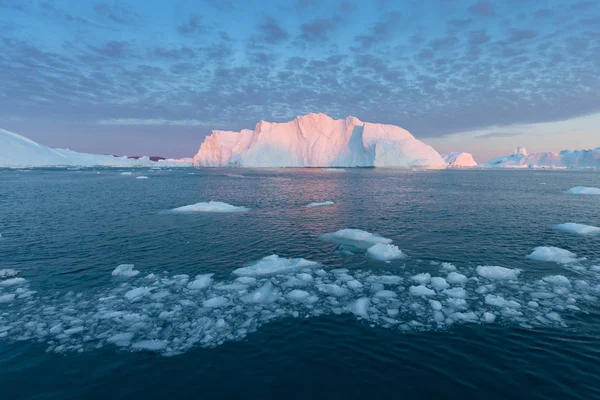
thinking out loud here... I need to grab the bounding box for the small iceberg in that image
[305,201,334,208]
[170,201,249,213]
[120,172,133,175]
[112,264,140,278]
[136,176,149,179]
[526,246,578,264]
[233,255,319,277]
[554,223,600,236]
[320,229,392,249]
[476,266,520,280]
[366,243,407,262]
[566,186,600,195]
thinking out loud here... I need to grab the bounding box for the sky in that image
[0,0,599,160]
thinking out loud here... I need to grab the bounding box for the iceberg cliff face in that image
[485,147,600,169]
[441,152,478,168]
[193,113,445,168]
[0,129,191,168]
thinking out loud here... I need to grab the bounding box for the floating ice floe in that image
[2,253,600,356]
[0,269,19,279]
[566,186,600,195]
[120,172,133,175]
[0,277,26,286]
[526,247,578,264]
[320,229,393,249]
[366,243,407,262]
[554,223,600,236]
[136,176,149,179]
[112,264,140,278]
[233,255,319,277]
[305,201,335,208]
[170,201,249,213]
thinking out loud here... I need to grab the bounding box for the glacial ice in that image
[526,247,578,264]
[192,113,446,169]
[320,229,393,249]
[442,152,477,168]
[566,186,600,195]
[170,201,249,213]
[554,223,600,236]
[366,243,406,261]
[0,128,192,168]
[305,201,334,208]
[485,147,600,169]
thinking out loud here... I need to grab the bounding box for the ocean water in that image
[1,168,600,400]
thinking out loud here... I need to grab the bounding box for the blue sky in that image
[0,0,598,159]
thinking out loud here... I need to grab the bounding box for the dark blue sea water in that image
[1,168,600,400]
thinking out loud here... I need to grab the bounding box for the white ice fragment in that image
[0,269,19,279]
[566,186,600,195]
[111,264,140,278]
[136,176,149,179]
[132,340,168,351]
[526,247,578,264]
[120,172,132,175]
[411,273,431,284]
[374,290,397,299]
[0,277,26,286]
[485,294,521,308]
[318,283,350,297]
[285,289,310,301]
[305,201,334,208]
[366,243,406,261]
[170,201,249,213]
[443,287,467,299]
[554,223,600,236]
[124,287,152,301]
[187,274,214,290]
[319,229,392,249]
[483,312,496,323]
[242,282,280,304]
[542,275,571,286]
[446,272,468,284]
[440,262,457,271]
[107,332,135,347]
[202,297,231,308]
[350,297,370,318]
[0,294,15,303]
[233,255,318,277]
[430,277,449,290]
[476,266,520,280]
[429,299,442,311]
[409,285,436,296]
[347,280,363,289]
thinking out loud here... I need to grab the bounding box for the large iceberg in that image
[441,152,477,168]
[485,147,600,169]
[0,128,192,168]
[193,113,446,168]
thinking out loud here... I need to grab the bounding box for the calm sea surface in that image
[1,168,599,400]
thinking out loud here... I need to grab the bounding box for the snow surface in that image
[170,201,249,213]
[527,247,578,264]
[566,186,600,195]
[366,243,406,262]
[0,128,192,168]
[554,223,600,236]
[192,113,446,169]
[485,147,600,169]
[442,152,477,168]
[305,201,334,208]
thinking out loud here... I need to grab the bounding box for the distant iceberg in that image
[485,147,600,169]
[170,201,249,213]
[442,152,477,168]
[0,128,192,168]
[192,113,446,169]
[566,186,600,195]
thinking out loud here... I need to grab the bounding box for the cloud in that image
[258,16,289,44]
[468,1,495,17]
[508,29,537,43]
[353,11,400,50]
[299,18,337,42]
[475,131,523,139]
[177,15,206,36]
[94,2,136,25]
[98,118,213,127]
[88,41,129,58]
[339,1,355,12]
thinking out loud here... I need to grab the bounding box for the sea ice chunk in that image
[0,294,15,303]
[285,289,310,301]
[170,201,249,213]
[111,264,140,278]
[485,294,520,308]
[187,274,214,290]
[476,266,520,280]
[132,340,168,351]
[350,297,370,318]
[566,186,600,195]
[366,243,406,261]
[446,272,468,284]
[542,275,571,286]
[0,269,19,279]
[319,229,393,249]
[202,297,230,308]
[136,176,149,179]
[233,255,318,277]
[526,247,577,264]
[409,285,436,296]
[430,277,449,290]
[483,312,496,323]
[0,277,26,287]
[125,287,152,301]
[443,288,467,299]
[554,223,600,236]
[411,273,431,284]
[305,201,334,208]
